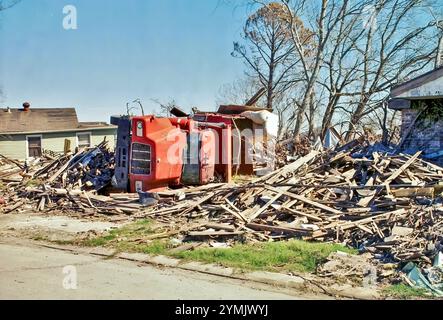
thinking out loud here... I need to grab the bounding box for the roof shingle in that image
[0,108,80,133]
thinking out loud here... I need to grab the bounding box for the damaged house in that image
[0,103,116,160]
[389,66,443,164]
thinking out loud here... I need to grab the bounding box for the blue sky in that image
[0,0,249,121]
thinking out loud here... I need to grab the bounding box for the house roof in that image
[0,107,115,134]
[388,66,443,110]
[390,66,443,100]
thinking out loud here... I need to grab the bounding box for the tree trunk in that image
[345,96,369,141]
[320,96,339,140]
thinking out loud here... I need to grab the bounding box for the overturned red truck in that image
[110,102,278,192]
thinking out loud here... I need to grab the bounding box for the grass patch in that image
[82,219,155,244]
[81,219,173,254]
[383,284,430,299]
[78,219,357,274]
[174,240,356,273]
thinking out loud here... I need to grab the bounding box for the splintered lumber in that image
[220,205,247,222]
[252,150,319,184]
[268,150,319,184]
[2,200,25,214]
[47,156,73,183]
[323,209,408,232]
[205,223,236,232]
[126,141,443,271]
[281,206,323,222]
[180,192,215,216]
[264,185,342,215]
[0,154,24,169]
[3,133,443,273]
[384,151,421,186]
[37,197,46,211]
[246,223,311,236]
[357,176,376,207]
[356,224,374,234]
[157,183,227,196]
[225,198,240,211]
[247,192,283,222]
[51,188,83,196]
[391,187,434,198]
[188,231,244,237]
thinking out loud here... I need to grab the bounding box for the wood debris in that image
[138,143,443,269]
[1,139,443,270]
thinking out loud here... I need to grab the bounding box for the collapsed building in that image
[389,66,443,165]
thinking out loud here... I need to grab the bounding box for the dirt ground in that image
[0,212,124,241]
[0,213,331,300]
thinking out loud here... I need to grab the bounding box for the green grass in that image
[82,219,157,247]
[174,240,356,273]
[79,219,356,274]
[383,284,430,299]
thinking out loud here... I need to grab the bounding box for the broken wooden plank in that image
[247,192,283,222]
[220,205,247,223]
[205,223,236,232]
[384,151,421,186]
[280,205,323,222]
[188,230,244,237]
[246,223,311,236]
[264,185,343,215]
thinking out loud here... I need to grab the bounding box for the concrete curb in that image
[39,243,381,300]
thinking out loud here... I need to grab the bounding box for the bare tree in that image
[282,0,372,136]
[341,0,441,140]
[275,0,440,141]
[316,2,370,140]
[0,0,21,11]
[216,76,263,106]
[233,2,316,138]
[233,2,314,111]
[151,98,179,117]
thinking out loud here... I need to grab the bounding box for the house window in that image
[27,136,42,158]
[77,132,91,149]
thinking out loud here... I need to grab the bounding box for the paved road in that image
[0,241,307,300]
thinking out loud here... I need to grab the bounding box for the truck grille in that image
[131,143,151,175]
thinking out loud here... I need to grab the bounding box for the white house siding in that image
[0,134,27,160]
[0,128,116,160]
[395,77,443,99]
[42,131,77,154]
[91,128,116,148]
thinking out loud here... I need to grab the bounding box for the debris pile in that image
[29,140,114,191]
[140,142,443,271]
[0,154,26,182]
[1,138,443,275]
[0,140,116,215]
[275,135,312,167]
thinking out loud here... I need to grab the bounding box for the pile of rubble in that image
[275,135,312,167]
[140,141,443,271]
[1,138,443,277]
[0,140,117,215]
